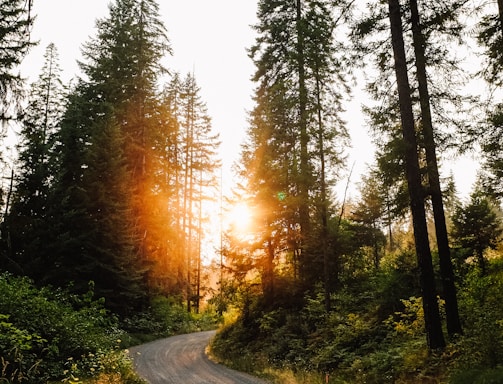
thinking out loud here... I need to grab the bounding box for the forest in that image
[1,0,503,383]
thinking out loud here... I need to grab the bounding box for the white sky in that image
[21,0,260,195]
[19,0,478,202]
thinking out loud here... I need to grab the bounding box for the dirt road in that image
[129,330,269,384]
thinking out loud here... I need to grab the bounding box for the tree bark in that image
[409,0,463,337]
[296,0,311,242]
[498,0,503,39]
[388,0,446,350]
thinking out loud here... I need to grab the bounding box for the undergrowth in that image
[210,261,503,383]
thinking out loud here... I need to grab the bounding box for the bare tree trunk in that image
[498,0,503,38]
[388,0,446,350]
[296,0,311,246]
[314,66,331,311]
[409,0,462,337]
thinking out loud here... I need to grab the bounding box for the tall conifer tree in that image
[0,0,34,121]
[476,1,503,196]
[352,0,467,340]
[39,0,171,313]
[388,0,445,350]
[241,0,350,303]
[177,73,220,311]
[5,43,66,276]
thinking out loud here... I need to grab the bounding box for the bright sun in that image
[226,202,253,234]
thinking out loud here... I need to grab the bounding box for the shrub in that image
[61,346,146,384]
[0,273,122,383]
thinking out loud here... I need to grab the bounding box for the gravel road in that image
[129,330,270,384]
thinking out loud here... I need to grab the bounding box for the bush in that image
[61,346,146,384]
[0,313,45,382]
[0,273,123,383]
[449,367,503,384]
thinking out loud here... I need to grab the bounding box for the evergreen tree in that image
[0,0,34,121]
[154,73,186,294]
[243,0,350,304]
[78,0,171,273]
[451,189,503,276]
[0,0,34,242]
[476,1,503,197]
[4,43,66,275]
[479,105,503,197]
[147,71,221,308]
[177,73,220,311]
[388,0,445,349]
[477,0,503,86]
[35,0,172,314]
[83,117,146,315]
[409,0,462,336]
[352,0,468,340]
[352,169,387,269]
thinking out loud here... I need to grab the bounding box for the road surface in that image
[129,330,269,384]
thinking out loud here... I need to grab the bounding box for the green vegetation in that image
[0,272,219,383]
[3,0,503,383]
[211,255,503,383]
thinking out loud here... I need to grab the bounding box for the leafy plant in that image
[0,273,123,383]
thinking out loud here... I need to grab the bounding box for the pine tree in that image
[177,73,220,312]
[241,0,350,304]
[477,0,503,86]
[5,43,66,276]
[451,189,503,276]
[0,0,34,121]
[83,117,146,315]
[388,0,445,350]
[352,168,387,269]
[409,0,462,336]
[78,0,171,273]
[0,0,34,247]
[39,0,172,313]
[476,1,503,197]
[352,0,467,340]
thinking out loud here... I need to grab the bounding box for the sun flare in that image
[226,202,253,234]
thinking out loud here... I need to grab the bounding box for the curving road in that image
[129,330,269,384]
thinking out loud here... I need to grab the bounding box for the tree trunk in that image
[477,248,487,276]
[388,0,446,350]
[409,0,463,337]
[296,0,311,244]
[315,66,331,311]
[498,0,503,39]
[263,238,275,302]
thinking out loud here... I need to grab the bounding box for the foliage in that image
[4,43,67,279]
[60,347,145,384]
[212,252,503,383]
[451,265,503,373]
[0,273,220,383]
[0,273,126,383]
[0,0,34,120]
[120,295,219,346]
[451,190,503,275]
[0,313,45,383]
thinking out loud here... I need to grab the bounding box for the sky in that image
[19,0,478,202]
